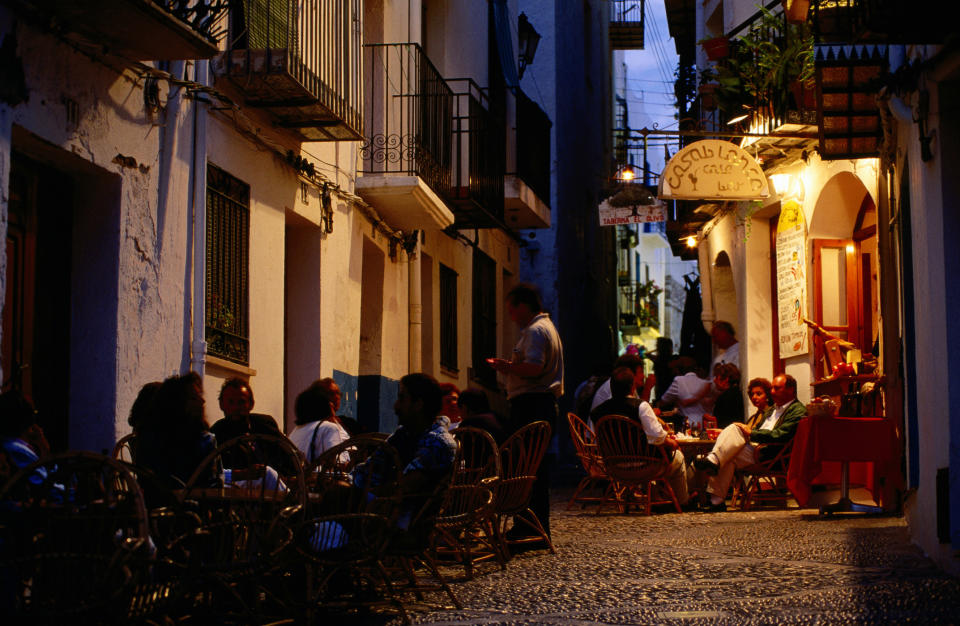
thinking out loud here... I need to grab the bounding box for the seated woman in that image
[744,377,773,430]
[134,372,219,490]
[288,380,350,465]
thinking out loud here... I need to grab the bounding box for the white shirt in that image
[757,401,792,431]
[289,420,349,464]
[660,372,713,427]
[637,401,670,445]
[507,312,564,399]
[711,342,740,373]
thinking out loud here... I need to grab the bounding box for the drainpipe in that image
[408,237,422,373]
[698,234,716,333]
[190,60,209,375]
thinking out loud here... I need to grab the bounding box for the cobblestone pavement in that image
[390,487,960,625]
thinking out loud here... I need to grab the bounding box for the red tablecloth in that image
[786,416,900,508]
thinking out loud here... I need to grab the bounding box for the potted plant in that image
[699,35,730,61]
[783,0,810,23]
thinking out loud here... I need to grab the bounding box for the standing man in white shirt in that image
[711,320,740,372]
[489,283,563,544]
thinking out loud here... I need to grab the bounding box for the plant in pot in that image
[699,35,730,61]
[714,7,815,122]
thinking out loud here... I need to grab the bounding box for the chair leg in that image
[567,476,591,510]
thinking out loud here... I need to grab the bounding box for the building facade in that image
[0,0,551,450]
[665,0,960,572]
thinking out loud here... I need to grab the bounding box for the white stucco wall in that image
[4,21,194,451]
[892,85,952,565]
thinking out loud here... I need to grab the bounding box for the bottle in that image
[840,383,860,417]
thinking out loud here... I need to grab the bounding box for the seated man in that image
[210,378,293,475]
[694,373,807,512]
[354,373,458,530]
[588,353,656,425]
[591,366,691,507]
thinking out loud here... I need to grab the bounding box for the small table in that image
[786,416,899,515]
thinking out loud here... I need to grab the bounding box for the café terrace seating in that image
[731,439,795,511]
[566,412,620,510]
[595,414,681,515]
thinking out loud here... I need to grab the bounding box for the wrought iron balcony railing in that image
[212,0,363,141]
[609,0,646,49]
[514,89,552,204]
[361,43,453,200]
[812,0,954,44]
[448,78,505,228]
[8,0,228,60]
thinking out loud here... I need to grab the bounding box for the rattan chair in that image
[112,432,137,463]
[732,440,795,510]
[172,433,306,620]
[595,415,681,515]
[566,412,619,510]
[294,435,408,623]
[451,426,501,486]
[0,451,151,623]
[491,420,554,556]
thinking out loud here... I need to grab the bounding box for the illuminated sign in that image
[659,139,769,200]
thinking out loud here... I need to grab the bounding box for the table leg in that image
[819,461,883,515]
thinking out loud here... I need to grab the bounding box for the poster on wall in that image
[776,200,809,358]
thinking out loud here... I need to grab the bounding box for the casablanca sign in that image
[659,139,769,201]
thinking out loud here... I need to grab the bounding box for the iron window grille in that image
[439,264,458,372]
[206,163,250,365]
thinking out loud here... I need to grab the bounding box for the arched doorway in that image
[808,172,878,377]
[712,250,737,333]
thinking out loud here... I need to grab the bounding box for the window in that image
[472,249,497,388]
[206,163,250,365]
[439,263,458,371]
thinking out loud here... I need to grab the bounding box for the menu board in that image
[776,200,809,358]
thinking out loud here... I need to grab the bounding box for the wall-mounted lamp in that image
[770,173,805,201]
[321,183,334,234]
[518,12,541,80]
[685,235,698,248]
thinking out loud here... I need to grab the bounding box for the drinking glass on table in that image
[688,421,701,438]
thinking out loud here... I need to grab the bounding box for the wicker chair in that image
[732,440,795,510]
[595,415,681,515]
[294,435,408,623]
[172,433,306,620]
[112,432,137,463]
[492,420,554,556]
[0,451,151,623]
[566,412,619,510]
[433,427,503,578]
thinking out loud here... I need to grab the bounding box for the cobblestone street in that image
[396,487,960,625]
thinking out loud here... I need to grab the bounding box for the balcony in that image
[505,89,551,229]
[9,0,226,60]
[211,0,363,141]
[609,0,646,49]
[447,79,506,230]
[812,0,955,44]
[618,279,661,336]
[356,43,455,231]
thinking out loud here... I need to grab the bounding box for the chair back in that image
[308,434,403,517]
[595,415,669,484]
[113,432,137,463]
[175,434,306,583]
[0,451,150,622]
[452,426,501,486]
[493,420,551,516]
[567,412,605,478]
